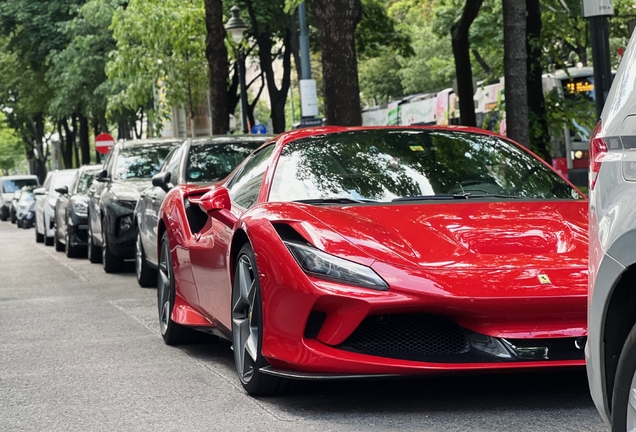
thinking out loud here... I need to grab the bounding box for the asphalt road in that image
[0,221,608,432]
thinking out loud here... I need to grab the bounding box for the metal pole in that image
[589,15,613,120]
[238,47,249,134]
[298,3,311,80]
[290,87,295,126]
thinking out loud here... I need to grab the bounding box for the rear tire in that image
[136,229,157,287]
[611,322,636,432]
[157,231,195,345]
[232,243,290,396]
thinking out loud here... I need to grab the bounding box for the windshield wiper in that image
[393,194,469,202]
[464,194,521,199]
[393,193,522,202]
[294,198,374,205]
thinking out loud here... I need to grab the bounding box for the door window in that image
[227,145,275,209]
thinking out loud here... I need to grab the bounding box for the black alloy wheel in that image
[136,228,157,288]
[157,231,194,345]
[87,217,102,264]
[102,222,123,273]
[231,243,290,396]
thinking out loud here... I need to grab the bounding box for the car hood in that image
[294,200,588,270]
[110,179,152,201]
[2,192,14,203]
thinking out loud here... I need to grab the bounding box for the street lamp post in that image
[225,6,249,134]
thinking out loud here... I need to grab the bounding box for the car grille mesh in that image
[338,313,470,360]
[184,198,208,234]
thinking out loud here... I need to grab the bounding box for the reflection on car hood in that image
[111,179,152,201]
[297,200,588,270]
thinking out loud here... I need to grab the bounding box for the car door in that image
[189,146,275,327]
[89,150,115,247]
[36,173,53,235]
[142,145,184,267]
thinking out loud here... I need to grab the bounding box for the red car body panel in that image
[158,126,589,375]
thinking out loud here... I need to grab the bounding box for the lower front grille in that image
[338,313,470,361]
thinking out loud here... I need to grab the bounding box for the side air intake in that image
[184,198,209,234]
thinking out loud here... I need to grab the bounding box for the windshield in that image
[53,171,78,190]
[186,142,261,183]
[76,171,97,195]
[3,179,38,193]
[115,145,174,180]
[269,129,580,202]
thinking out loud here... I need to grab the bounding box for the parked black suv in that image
[87,138,182,273]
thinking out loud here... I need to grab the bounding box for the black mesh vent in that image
[184,198,209,234]
[338,313,470,360]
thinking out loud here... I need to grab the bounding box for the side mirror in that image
[96,170,110,183]
[55,186,69,196]
[199,187,231,213]
[33,187,46,196]
[152,172,172,193]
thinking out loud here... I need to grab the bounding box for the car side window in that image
[227,145,275,209]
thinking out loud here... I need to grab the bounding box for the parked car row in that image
[3,30,635,426]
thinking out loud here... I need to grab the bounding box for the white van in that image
[0,175,40,221]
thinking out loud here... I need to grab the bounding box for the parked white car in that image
[0,175,39,221]
[587,28,636,431]
[34,169,77,245]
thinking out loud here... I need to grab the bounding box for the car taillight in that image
[589,121,608,190]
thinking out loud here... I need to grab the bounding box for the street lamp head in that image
[225,6,249,44]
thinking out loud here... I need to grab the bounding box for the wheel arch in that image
[229,228,250,285]
[602,264,636,413]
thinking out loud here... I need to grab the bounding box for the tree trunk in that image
[204,0,229,135]
[72,114,80,168]
[61,119,74,169]
[451,0,483,127]
[79,115,91,165]
[503,0,529,147]
[244,0,292,133]
[526,0,551,163]
[310,0,362,126]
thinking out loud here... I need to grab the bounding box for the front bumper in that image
[247,224,587,376]
[104,203,136,258]
[67,212,89,247]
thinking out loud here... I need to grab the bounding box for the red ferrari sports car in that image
[156,126,588,395]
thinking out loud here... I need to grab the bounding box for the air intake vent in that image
[338,313,470,361]
[184,198,209,234]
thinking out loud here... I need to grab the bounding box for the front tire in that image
[87,220,102,264]
[136,229,157,287]
[611,322,636,431]
[157,231,195,345]
[232,243,290,396]
[65,231,82,259]
[102,224,123,273]
[35,226,44,243]
[55,229,64,252]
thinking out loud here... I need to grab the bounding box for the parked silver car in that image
[587,29,636,431]
[34,169,78,245]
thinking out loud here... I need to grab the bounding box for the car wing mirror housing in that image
[55,186,69,195]
[33,187,46,196]
[96,169,110,183]
[199,187,231,213]
[152,172,172,193]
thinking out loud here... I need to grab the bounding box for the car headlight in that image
[113,198,137,210]
[72,201,88,216]
[284,241,388,291]
[119,215,133,234]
